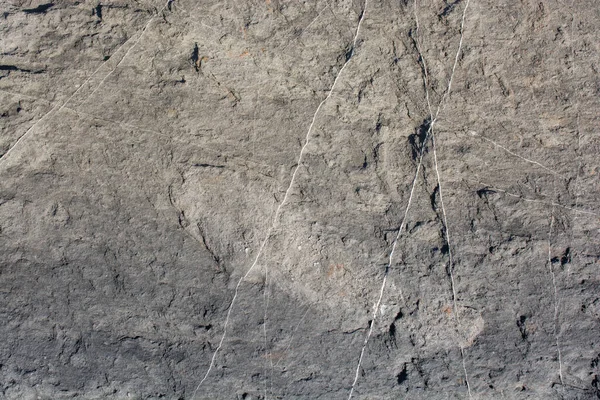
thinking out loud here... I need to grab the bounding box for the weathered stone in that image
[1,0,599,399]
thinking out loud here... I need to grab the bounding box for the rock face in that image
[1,0,599,399]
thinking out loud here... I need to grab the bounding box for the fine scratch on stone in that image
[347,137,420,400]
[348,1,472,398]
[0,89,276,175]
[263,261,273,400]
[547,182,564,386]
[433,129,472,391]
[467,131,566,179]
[568,114,582,276]
[191,2,369,397]
[0,2,171,167]
[273,305,311,369]
[0,103,62,165]
[565,3,581,278]
[472,180,599,216]
[0,88,162,137]
[302,5,330,35]
[73,1,171,109]
[424,0,473,396]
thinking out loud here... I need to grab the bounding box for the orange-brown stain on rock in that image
[327,263,344,278]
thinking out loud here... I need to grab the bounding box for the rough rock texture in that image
[1,0,599,399]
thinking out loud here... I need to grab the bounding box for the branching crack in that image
[348,0,473,398]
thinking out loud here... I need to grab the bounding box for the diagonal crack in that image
[347,1,473,398]
[0,1,171,167]
[191,1,370,397]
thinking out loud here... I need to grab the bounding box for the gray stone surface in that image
[1,0,599,399]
